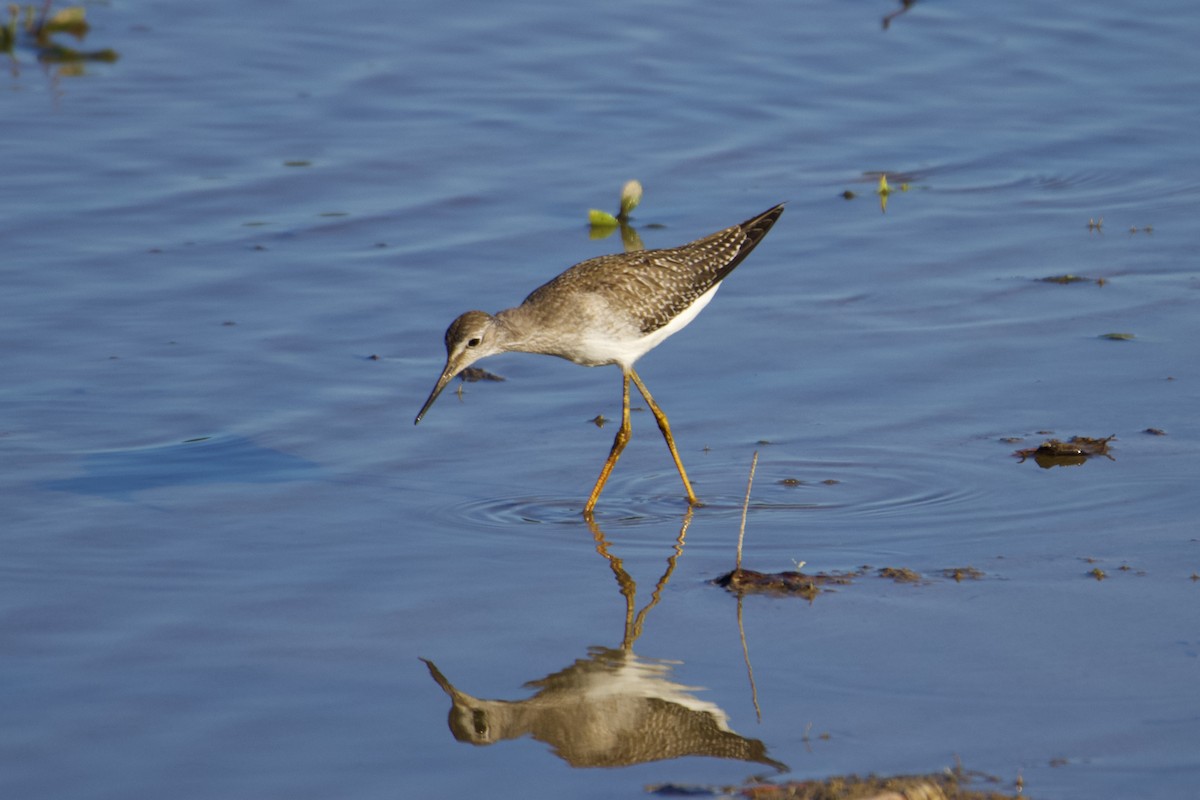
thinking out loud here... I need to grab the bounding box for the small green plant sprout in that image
[873,172,912,213]
[588,180,643,228]
[876,174,891,213]
[588,181,646,251]
[3,3,118,67]
[39,4,88,38]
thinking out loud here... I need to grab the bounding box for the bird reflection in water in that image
[421,510,785,771]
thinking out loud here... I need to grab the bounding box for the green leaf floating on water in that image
[588,209,619,228]
[1100,332,1135,340]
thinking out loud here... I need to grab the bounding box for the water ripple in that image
[439,445,997,533]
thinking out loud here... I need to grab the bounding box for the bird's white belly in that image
[594,283,721,369]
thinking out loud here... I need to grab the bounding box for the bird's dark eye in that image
[467,338,481,347]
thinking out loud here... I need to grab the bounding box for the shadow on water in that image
[420,509,787,772]
[40,435,323,499]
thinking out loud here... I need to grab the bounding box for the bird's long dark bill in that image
[414,365,458,425]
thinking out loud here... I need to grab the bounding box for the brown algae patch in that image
[777,477,842,487]
[943,566,985,582]
[1014,435,1115,467]
[712,567,861,601]
[1082,558,1147,581]
[877,566,923,583]
[713,565,985,598]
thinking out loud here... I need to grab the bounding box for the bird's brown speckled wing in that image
[521,204,783,335]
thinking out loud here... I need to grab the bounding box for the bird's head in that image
[414,310,503,424]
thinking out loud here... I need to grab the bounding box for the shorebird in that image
[414,203,784,515]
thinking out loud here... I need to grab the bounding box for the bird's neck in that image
[493,305,554,356]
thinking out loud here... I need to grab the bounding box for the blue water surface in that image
[3,1,1199,798]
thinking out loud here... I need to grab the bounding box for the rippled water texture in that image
[3,1,1199,798]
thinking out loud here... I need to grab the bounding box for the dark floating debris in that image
[1039,273,1105,285]
[943,566,985,582]
[878,566,922,584]
[775,476,837,487]
[714,564,984,598]
[1014,435,1115,468]
[1143,427,1167,436]
[458,366,505,383]
[1081,558,1145,580]
[1100,332,1135,341]
[713,568,861,601]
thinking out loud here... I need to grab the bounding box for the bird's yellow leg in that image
[584,370,632,517]
[630,369,699,506]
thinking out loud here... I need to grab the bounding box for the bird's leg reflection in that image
[585,508,692,651]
